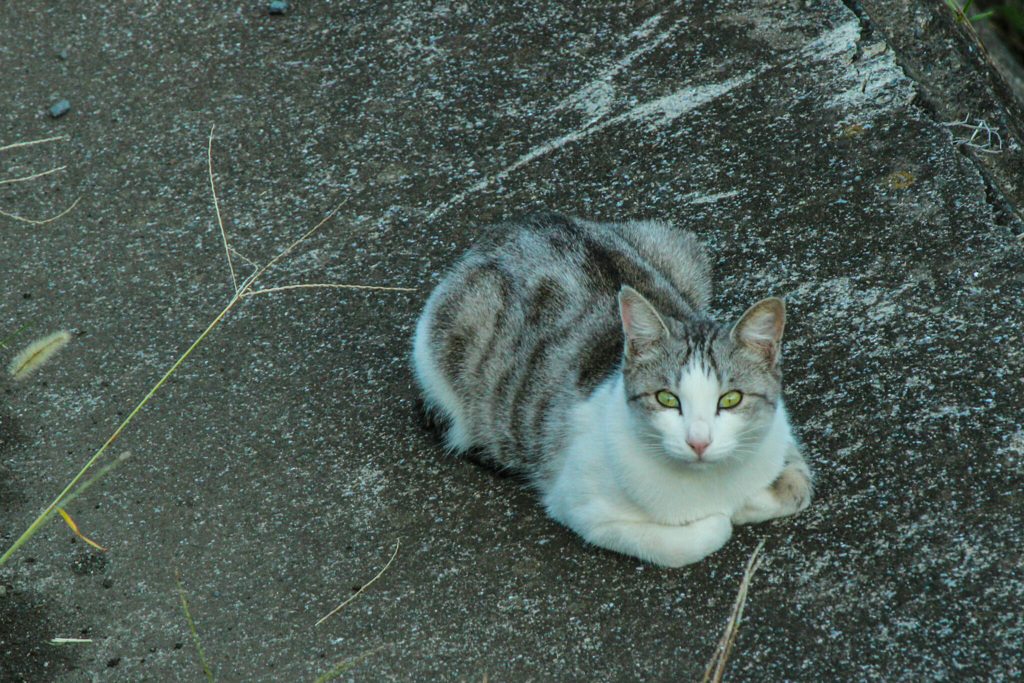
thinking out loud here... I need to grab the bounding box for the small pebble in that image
[57,48,68,60]
[49,99,70,118]
[268,0,288,15]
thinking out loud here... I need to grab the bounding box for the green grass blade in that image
[176,570,215,682]
[0,316,37,349]
[997,5,1024,33]
[0,294,243,567]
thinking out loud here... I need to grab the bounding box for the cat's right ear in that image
[619,286,669,358]
[731,297,785,364]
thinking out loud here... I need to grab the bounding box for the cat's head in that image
[618,285,784,466]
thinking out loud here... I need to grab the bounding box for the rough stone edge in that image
[848,0,1024,234]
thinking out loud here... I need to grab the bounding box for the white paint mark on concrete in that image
[798,16,913,116]
[827,51,907,114]
[426,11,910,223]
[623,74,758,130]
[427,71,759,221]
[998,430,1024,474]
[563,80,616,121]
[629,9,670,42]
[799,17,862,63]
[683,189,740,205]
[559,8,686,122]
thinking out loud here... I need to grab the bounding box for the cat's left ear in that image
[731,297,785,363]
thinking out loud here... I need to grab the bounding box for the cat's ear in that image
[731,297,785,363]
[619,286,669,358]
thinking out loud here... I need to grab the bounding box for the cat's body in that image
[413,212,811,566]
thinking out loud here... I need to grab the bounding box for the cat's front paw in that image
[731,466,812,525]
[656,514,732,567]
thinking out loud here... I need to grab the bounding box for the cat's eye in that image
[718,390,743,409]
[655,390,679,409]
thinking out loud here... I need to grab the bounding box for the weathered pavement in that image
[1,1,1022,680]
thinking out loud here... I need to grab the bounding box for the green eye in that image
[718,390,743,409]
[655,390,679,408]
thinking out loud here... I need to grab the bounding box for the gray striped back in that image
[412,211,762,484]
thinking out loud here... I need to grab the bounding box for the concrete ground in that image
[2,0,1022,681]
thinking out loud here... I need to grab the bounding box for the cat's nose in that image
[687,439,710,457]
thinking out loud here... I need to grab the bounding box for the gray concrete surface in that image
[855,0,1024,218]
[2,0,1023,681]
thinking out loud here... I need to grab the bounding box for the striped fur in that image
[412,212,812,566]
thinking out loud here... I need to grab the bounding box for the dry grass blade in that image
[313,645,385,683]
[56,508,106,551]
[234,198,418,297]
[208,125,237,293]
[0,196,81,226]
[316,540,400,627]
[0,165,67,186]
[0,134,77,226]
[0,135,69,153]
[0,127,405,568]
[244,283,416,297]
[702,539,766,683]
[253,202,344,279]
[229,247,259,269]
[0,199,341,566]
[940,115,1003,154]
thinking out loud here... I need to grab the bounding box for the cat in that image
[412,212,812,567]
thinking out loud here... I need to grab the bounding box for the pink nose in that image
[687,440,710,457]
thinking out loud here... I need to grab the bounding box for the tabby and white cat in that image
[412,212,811,567]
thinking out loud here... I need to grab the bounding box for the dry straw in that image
[0,134,69,153]
[0,126,413,567]
[313,645,385,683]
[702,539,767,683]
[316,540,400,626]
[0,134,80,225]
